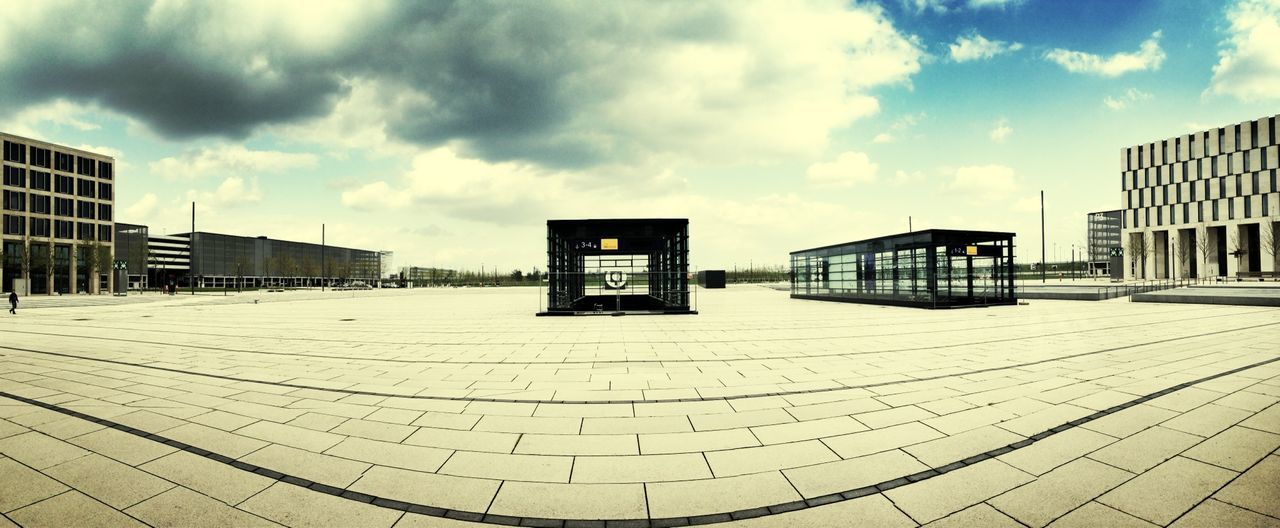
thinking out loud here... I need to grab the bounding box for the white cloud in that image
[1206,0,1280,101]
[124,193,158,222]
[185,176,263,208]
[967,0,1023,8]
[1102,87,1153,110]
[149,145,317,181]
[949,33,1024,62]
[341,181,411,210]
[806,151,879,188]
[1045,31,1166,77]
[873,133,896,144]
[989,119,1012,143]
[892,170,926,185]
[0,99,103,138]
[948,164,1018,202]
[904,0,1023,13]
[872,112,926,144]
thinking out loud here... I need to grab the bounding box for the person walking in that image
[8,291,17,314]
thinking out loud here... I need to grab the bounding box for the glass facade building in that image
[1087,210,1122,276]
[791,229,1016,309]
[541,218,693,315]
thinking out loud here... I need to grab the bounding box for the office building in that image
[2,133,115,295]
[790,229,1017,308]
[113,224,383,289]
[1087,210,1122,277]
[1120,115,1280,279]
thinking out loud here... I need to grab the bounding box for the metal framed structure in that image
[790,229,1017,309]
[540,218,695,315]
[1087,210,1122,277]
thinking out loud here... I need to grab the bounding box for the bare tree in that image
[1127,233,1150,279]
[1263,221,1279,272]
[1176,238,1193,279]
[1229,232,1246,278]
[1196,225,1216,278]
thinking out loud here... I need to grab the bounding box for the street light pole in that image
[1040,190,1045,284]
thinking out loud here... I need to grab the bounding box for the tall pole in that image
[191,202,195,295]
[1040,190,1046,284]
[321,223,326,292]
[909,216,912,233]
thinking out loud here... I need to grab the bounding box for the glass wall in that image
[791,230,1016,308]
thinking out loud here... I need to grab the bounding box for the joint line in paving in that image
[2,353,1277,527]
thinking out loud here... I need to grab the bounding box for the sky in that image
[2,0,1278,273]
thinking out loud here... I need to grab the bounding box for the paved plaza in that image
[1,286,1279,527]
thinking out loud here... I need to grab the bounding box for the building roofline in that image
[0,131,117,160]
[790,228,1016,255]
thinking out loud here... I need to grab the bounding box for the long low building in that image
[113,224,382,290]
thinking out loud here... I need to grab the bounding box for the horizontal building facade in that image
[1120,115,1280,279]
[113,224,382,289]
[1087,210,1122,276]
[2,132,115,295]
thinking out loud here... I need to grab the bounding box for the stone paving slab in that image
[0,286,1279,526]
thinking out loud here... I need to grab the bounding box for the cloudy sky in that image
[3,0,1278,273]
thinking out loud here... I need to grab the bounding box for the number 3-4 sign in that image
[605,271,627,289]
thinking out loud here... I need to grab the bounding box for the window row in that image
[1126,118,1279,171]
[1125,194,1274,229]
[1124,149,1278,191]
[3,166,112,198]
[1126,170,1279,209]
[2,141,113,179]
[1,192,112,220]
[1,215,113,241]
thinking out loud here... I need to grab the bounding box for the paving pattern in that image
[1,286,1279,527]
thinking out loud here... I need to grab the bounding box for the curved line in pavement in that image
[0,307,1270,367]
[2,320,1276,405]
[3,353,1276,526]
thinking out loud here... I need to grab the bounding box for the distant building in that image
[1086,210,1122,276]
[2,132,116,295]
[400,266,457,285]
[113,224,382,289]
[1120,115,1279,279]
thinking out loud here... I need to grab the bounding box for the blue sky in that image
[2,0,1277,272]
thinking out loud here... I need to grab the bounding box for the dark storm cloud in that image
[0,1,347,139]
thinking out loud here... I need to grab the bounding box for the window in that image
[1156,207,1162,226]
[54,175,74,194]
[1190,183,1197,201]
[3,190,25,211]
[1138,145,1144,168]
[2,141,26,163]
[1190,135,1197,158]
[97,203,112,221]
[1139,190,1145,207]
[1162,140,1168,163]
[1265,194,1271,216]
[1145,208,1150,226]
[2,166,24,187]
[1156,166,1163,186]
[1182,203,1189,223]
[54,197,73,217]
[76,200,95,219]
[1244,150,1251,171]
[1252,172,1260,195]
[1229,198,1235,220]
[1272,169,1277,193]
[1132,172,1138,189]
[98,224,113,242]
[1220,176,1227,197]
[30,194,50,214]
[29,171,50,191]
[30,147,50,168]
[1198,201,1204,222]
[54,152,74,172]
[1212,156,1219,178]
[75,156,95,176]
[97,161,113,180]
[54,220,73,239]
[97,182,112,200]
[1244,197,1252,218]
[1220,128,1226,153]
[1213,200,1220,221]
[1236,174,1242,196]
[1235,125,1241,151]
[1204,131,1211,155]
[2,214,24,235]
[1175,137,1181,161]
[76,179,95,198]
[1253,120,1259,149]
[1205,179,1211,200]
[1163,185,1169,204]
[77,222,95,241]
[1176,184,1182,203]
[29,217,49,238]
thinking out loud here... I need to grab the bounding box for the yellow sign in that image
[601,238,618,250]
[966,246,978,256]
